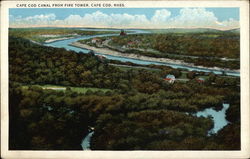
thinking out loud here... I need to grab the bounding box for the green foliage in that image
[215,123,240,150]
[187,71,196,79]
[97,33,240,69]
[9,36,240,150]
[91,110,213,150]
[9,85,121,150]
[9,37,123,89]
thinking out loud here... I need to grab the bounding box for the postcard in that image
[1,0,249,159]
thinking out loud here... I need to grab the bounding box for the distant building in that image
[196,77,205,83]
[164,74,175,83]
[120,29,126,36]
[91,38,102,43]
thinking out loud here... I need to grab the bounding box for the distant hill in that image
[145,28,240,34]
[224,28,240,34]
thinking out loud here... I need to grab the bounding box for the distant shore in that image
[70,41,240,73]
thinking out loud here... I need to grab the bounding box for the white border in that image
[1,1,249,159]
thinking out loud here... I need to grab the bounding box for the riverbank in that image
[70,42,240,73]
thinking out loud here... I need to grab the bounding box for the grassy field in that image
[68,86,111,93]
[22,84,111,93]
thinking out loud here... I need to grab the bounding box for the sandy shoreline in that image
[70,42,240,73]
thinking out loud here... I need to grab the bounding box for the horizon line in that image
[9,25,240,31]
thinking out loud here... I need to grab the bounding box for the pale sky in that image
[9,8,240,30]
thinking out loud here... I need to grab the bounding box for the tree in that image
[187,71,196,79]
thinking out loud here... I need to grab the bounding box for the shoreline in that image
[70,42,240,74]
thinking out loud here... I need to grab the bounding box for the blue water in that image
[81,104,230,149]
[44,30,240,77]
[195,103,230,134]
[81,131,94,150]
[44,29,235,147]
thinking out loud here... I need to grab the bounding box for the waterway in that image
[81,103,230,150]
[44,29,240,77]
[195,103,230,135]
[44,29,233,149]
[81,131,94,150]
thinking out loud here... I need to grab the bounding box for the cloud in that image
[151,9,171,24]
[9,8,239,29]
[10,13,56,26]
[169,8,218,27]
[220,18,239,28]
[53,11,150,27]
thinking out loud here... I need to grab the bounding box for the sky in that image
[9,8,240,30]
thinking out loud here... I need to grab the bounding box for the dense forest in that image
[110,32,240,58]
[82,32,240,69]
[9,36,240,150]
